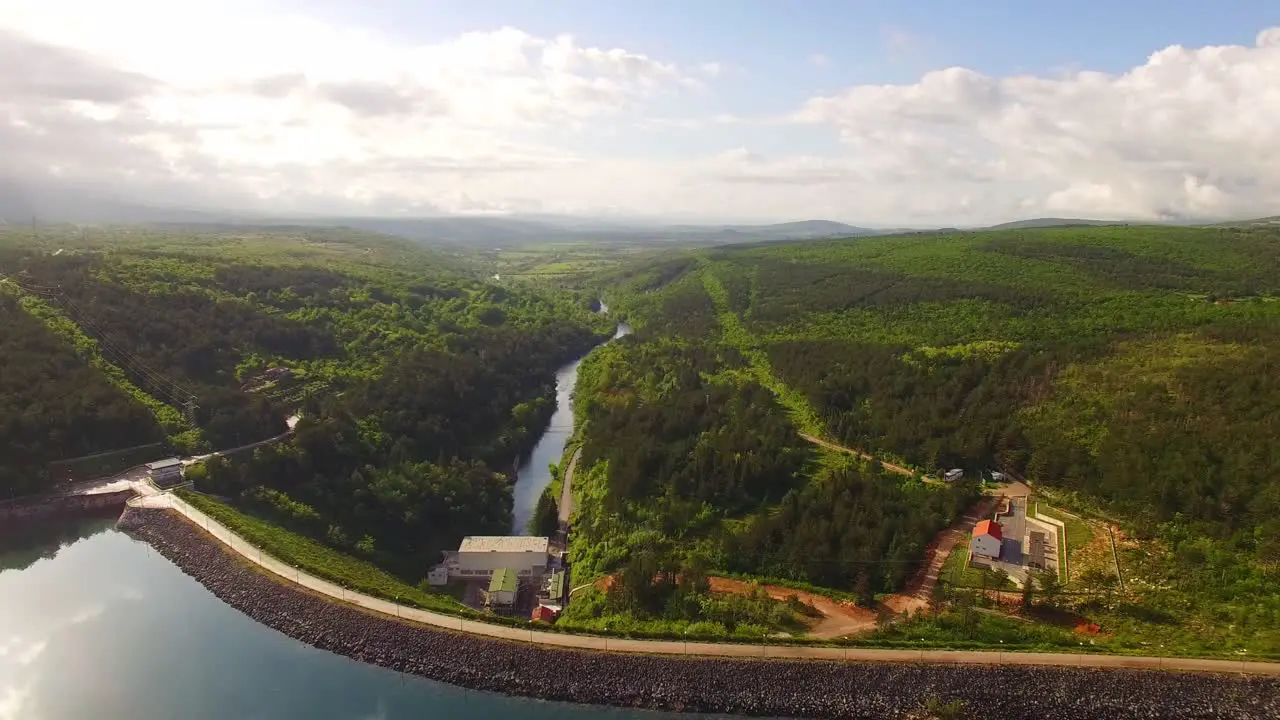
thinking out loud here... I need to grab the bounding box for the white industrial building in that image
[443,536,550,578]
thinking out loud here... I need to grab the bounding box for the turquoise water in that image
[0,518,683,720]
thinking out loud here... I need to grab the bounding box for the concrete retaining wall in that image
[0,489,135,524]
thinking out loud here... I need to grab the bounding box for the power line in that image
[10,277,201,421]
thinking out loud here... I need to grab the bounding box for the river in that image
[0,517,691,720]
[0,319,670,720]
[510,321,631,533]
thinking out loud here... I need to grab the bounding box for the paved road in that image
[132,492,1280,676]
[558,447,581,525]
[75,415,301,497]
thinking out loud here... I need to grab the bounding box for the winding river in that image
[0,320,667,720]
[511,320,631,533]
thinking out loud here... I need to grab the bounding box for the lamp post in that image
[683,628,688,655]
[603,625,609,652]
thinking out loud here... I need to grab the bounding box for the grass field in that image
[175,489,468,614]
[939,535,1017,590]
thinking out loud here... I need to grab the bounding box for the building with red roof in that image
[531,604,560,623]
[971,519,1003,559]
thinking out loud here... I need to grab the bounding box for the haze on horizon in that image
[2,0,1278,226]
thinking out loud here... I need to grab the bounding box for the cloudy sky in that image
[3,0,1279,225]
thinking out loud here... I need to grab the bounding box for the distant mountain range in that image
[983,217,1130,230]
[1,179,1274,246]
[296,216,882,247]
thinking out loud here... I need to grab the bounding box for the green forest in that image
[0,225,610,576]
[6,221,1280,655]
[560,271,975,635]
[586,224,1280,653]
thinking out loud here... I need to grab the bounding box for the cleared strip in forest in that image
[699,269,825,437]
[2,282,192,436]
[700,268,916,476]
[798,433,913,477]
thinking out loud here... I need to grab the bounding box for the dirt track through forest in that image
[884,497,1000,614]
[798,433,914,476]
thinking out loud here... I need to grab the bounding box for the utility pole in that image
[184,398,199,426]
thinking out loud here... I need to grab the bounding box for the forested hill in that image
[0,226,610,570]
[610,225,1280,550]
[566,223,1280,648]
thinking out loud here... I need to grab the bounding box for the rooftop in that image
[973,519,1003,540]
[489,568,518,594]
[146,458,183,470]
[547,570,566,601]
[459,536,549,554]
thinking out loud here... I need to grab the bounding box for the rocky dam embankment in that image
[117,506,1280,719]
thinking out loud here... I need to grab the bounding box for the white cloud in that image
[808,53,831,68]
[793,29,1280,221]
[0,684,34,720]
[0,0,1278,224]
[0,0,707,215]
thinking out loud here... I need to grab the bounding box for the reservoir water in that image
[510,321,631,533]
[0,517,683,720]
[0,322,675,720]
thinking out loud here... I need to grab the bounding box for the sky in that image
[2,0,1279,225]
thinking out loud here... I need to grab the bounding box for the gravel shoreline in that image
[118,507,1280,719]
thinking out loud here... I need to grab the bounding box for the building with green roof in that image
[488,568,517,607]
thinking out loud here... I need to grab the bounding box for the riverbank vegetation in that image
[1,225,610,578]
[175,488,466,613]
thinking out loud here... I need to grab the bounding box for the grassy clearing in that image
[940,535,1017,590]
[175,489,467,614]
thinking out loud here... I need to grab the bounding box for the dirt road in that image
[707,577,877,639]
[593,574,877,639]
[558,447,580,525]
[884,497,999,614]
[798,433,914,476]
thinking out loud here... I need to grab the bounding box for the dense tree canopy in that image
[1,227,609,578]
[0,294,162,496]
[569,288,970,602]
[607,225,1280,562]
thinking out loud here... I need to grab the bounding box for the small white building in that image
[425,566,450,586]
[146,458,184,486]
[971,519,1003,559]
[446,536,550,579]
